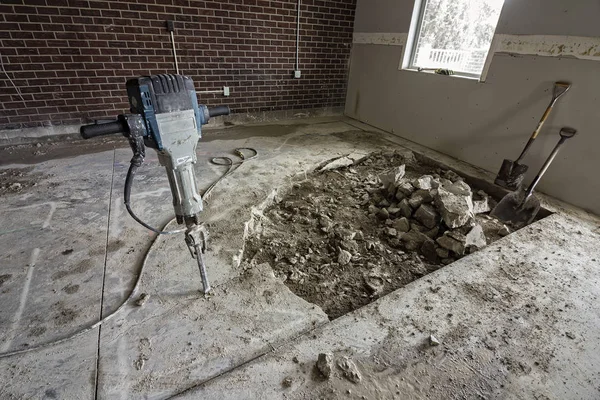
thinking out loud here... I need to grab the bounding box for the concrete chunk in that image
[395,181,415,200]
[387,207,401,215]
[465,225,487,249]
[414,204,440,229]
[402,230,433,251]
[319,157,354,171]
[316,353,334,378]
[385,227,398,237]
[436,231,466,255]
[435,247,450,259]
[473,198,490,214]
[398,199,413,218]
[377,208,390,220]
[337,248,352,265]
[420,240,438,262]
[442,169,462,182]
[498,225,510,236]
[379,165,406,188]
[413,175,438,190]
[434,182,474,228]
[473,191,491,214]
[392,217,411,233]
[408,189,433,209]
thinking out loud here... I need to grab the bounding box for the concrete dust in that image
[244,150,514,319]
[0,136,127,166]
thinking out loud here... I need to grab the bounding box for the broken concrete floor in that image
[0,117,599,399]
[244,150,513,320]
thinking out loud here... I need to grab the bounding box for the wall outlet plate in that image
[294,70,301,79]
[223,86,230,96]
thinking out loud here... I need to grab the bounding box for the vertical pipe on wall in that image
[295,0,301,71]
[166,20,180,74]
[170,31,180,74]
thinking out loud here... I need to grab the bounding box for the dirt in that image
[0,274,12,287]
[61,284,80,294]
[243,150,513,319]
[51,258,94,280]
[0,167,37,195]
[54,304,79,326]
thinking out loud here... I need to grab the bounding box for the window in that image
[406,0,504,78]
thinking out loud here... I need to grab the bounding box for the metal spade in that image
[495,82,571,190]
[491,127,577,228]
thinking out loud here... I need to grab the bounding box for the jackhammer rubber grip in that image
[208,106,230,118]
[80,121,126,139]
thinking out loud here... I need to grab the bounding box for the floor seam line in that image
[94,149,116,400]
[165,321,329,399]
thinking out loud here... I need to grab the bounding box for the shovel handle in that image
[515,82,571,163]
[524,127,577,199]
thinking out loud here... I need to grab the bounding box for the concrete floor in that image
[0,117,599,399]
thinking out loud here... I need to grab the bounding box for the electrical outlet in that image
[223,86,230,96]
[293,70,301,79]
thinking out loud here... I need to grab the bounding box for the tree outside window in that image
[409,0,504,77]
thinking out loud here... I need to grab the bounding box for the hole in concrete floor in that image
[243,150,544,320]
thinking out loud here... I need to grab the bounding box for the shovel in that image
[491,127,577,228]
[495,82,571,190]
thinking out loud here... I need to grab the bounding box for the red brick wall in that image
[0,0,356,130]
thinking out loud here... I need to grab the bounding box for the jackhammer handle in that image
[208,106,230,118]
[80,121,126,139]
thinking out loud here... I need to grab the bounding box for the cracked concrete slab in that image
[186,213,600,400]
[1,117,599,399]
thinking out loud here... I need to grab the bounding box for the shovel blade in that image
[495,159,529,190]
[490,191,540,229]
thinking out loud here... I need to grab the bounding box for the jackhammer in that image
[80,74,229,294]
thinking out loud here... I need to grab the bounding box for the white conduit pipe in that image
[295,0,301,71]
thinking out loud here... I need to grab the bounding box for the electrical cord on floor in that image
[0,147,258,359]
[122,147,258,234]
[124,158,185,235]
[204,147,258,200]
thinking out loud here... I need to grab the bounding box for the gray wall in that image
[347,0,600,215]
[354,0,413,32]
[496,0,600,36]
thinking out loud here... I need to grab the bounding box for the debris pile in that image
[368,165,511,264]
[244,150,514,319]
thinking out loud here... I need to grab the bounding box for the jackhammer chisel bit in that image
[185,223,211,294]
[80,74,231,294]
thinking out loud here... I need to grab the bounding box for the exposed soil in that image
[244,150,513,319]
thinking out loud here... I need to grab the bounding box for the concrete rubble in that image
[465,225,487,248]
[379,165,405,189]
[337,356,362,383]
[434,180,475,228]
[473,190,491,214]
[248,150,518,320]
[370,163,512,262]
[316,352,334,378]
[414,204,440,228]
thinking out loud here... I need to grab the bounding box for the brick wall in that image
[0,0,356,130]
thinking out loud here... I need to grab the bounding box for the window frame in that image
[404,0,499,80]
